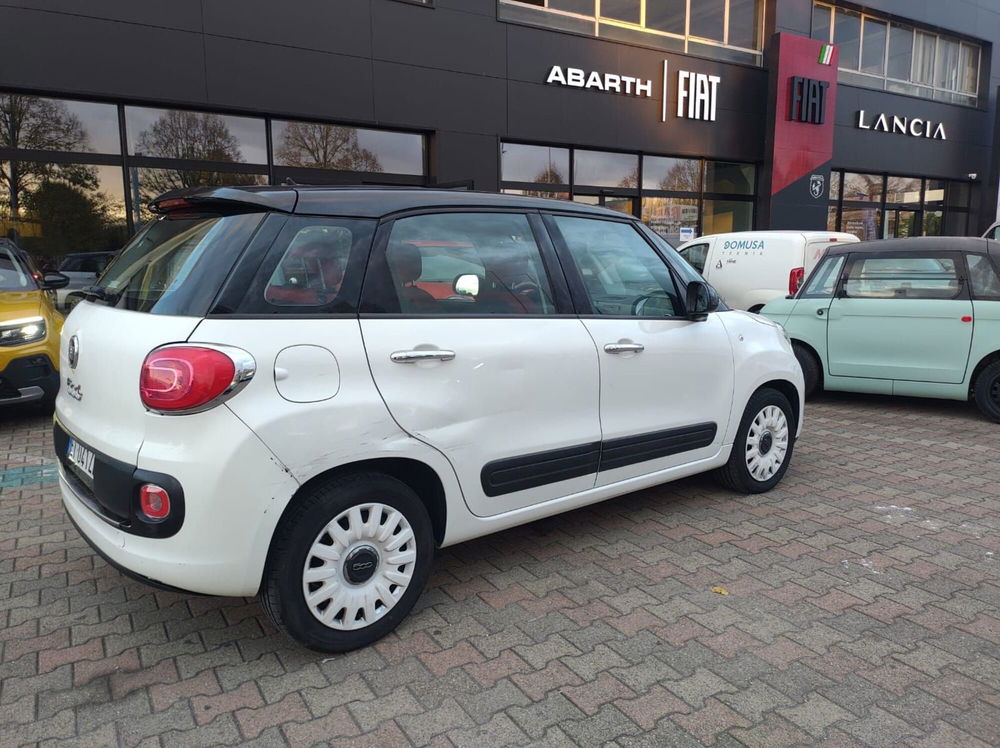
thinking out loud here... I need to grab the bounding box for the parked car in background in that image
[56,251,118,311]
[0,238,69,408]
[762,236,1000,421]
[55,186,803,652]
[677,231,859,312]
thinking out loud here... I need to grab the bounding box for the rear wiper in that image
[79,285,122,305]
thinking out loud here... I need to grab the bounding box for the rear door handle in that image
[390,349,456,363]
[604,343,645,354]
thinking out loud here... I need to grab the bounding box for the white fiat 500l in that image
[56,187,803,652]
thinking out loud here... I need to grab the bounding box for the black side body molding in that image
[481,422,718,497]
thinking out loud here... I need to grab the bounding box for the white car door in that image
[359,211,602,517]
[545,214,734,488]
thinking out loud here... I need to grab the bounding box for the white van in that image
[677,231,860,312]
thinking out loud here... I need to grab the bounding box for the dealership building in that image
[1,0,998,258]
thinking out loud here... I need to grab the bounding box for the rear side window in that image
[967,254,1000,299]
[364,212,558,315]
[98,213,264,315]
[844,255,961,300]
[231,216,375,315]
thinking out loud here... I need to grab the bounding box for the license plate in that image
[66,438,96,480]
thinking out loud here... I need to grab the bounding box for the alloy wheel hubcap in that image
[302,502,416,631]
[745,405,789,482]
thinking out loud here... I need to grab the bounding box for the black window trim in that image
[837,249,970,301]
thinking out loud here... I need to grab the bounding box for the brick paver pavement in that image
[1,393,998,746]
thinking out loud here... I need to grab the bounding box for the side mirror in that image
[41,272,70,290]
[453,273,480,297]
[685,280,720,321]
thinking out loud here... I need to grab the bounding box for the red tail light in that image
[789,267,805,295]
[140,345,255,414]
[139,484,171,520]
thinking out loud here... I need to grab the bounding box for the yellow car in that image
[0,239,69,408]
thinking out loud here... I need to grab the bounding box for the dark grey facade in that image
[0,0,997,256]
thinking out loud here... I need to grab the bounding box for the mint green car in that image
[761,237,1000,422]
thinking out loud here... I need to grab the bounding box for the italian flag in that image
[818,44,834,65]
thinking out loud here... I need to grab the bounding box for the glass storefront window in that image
[600,0,640,24]
[1,160,128,263]
[884,176,921,206]
[129,168,266,223]
[841,207,881,241]
[842,173,882,202]
[574,150,638,189]
[642,197,699,242]
[861,18,887,75]
[923,211,943,236]
[703,200,753,234]
[689,0,725,42]
[501,143,570,185]
[923,179,946,208]
[272,121,424,175]
[642,156,701,192]
[829,171,842,202]
[501,188,570,201]
[813,3,980,106]
[1,94,121,155]
[827,205,838,232]
[946,182,970,209]
[646,0,686,35]
[728,0,760,49]
[887,26,913,81]
[705,162,755,195]
[834,9,861,70]
[125,106,267,164]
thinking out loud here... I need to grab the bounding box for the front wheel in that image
[261,473,434,653]
[715,388,796,494]
[973,361,1000,423]
[793,343,821,399]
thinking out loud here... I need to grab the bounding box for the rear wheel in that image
[973,360,1000,423]
[261,472,434,652]
[715,388,795,494]
[792,343,821,398]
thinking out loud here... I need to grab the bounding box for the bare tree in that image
[0,94,97,223]
[659,160,702,192]
[134,111,257,203]
[276,122,382,172]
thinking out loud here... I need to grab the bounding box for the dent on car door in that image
[358,211,603,517]
[545,214,733,487]
[826,252,973,383]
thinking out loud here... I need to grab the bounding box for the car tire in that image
[793,343,821,398]
[715,387,796,494]
[260,472,434,653]
[972,360,1000,423]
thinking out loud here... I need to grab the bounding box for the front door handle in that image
[604,343,645,354]
[390,349,456,363]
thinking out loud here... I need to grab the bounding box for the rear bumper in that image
[58,405,301,597]
[0,353,58,405]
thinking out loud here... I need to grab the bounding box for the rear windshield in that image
[97,212,263,315]
[0,244,38,291]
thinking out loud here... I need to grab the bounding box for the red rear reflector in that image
[789,267,805,295]
[139,484,171,520]
[961,316,972,323]
[140,346,236,413]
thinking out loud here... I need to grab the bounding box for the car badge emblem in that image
[68,335,80,369]
[809,173,825,199]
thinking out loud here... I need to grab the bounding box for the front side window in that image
[967,254,1000,299]
[844,255,961,300]
[0,242,36,291]
[680,242,709,274]
[553,216,682,317]
[372,213,557,315]
[800,255,845,298]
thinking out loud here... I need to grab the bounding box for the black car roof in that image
[150,185,631,220]
[826,236,998,257]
